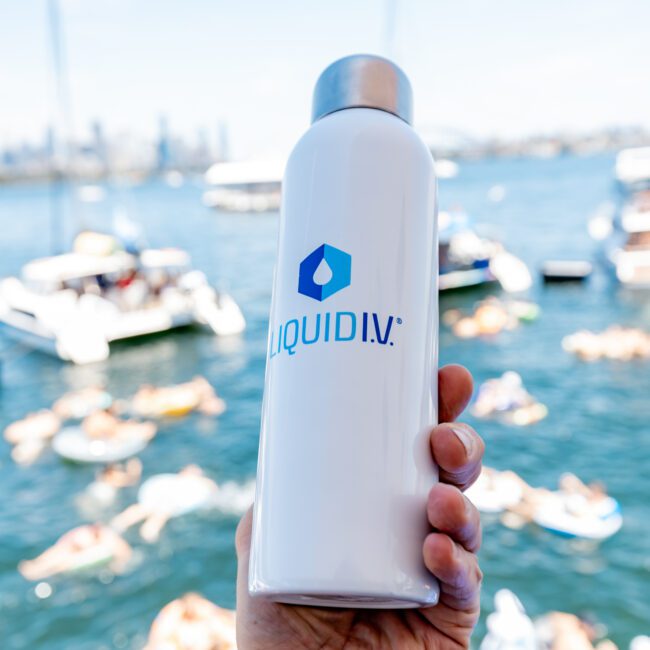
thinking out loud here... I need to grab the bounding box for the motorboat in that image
[439,211,531,292]
[203,160,283,213]
[590,190,650,288]
[0,232,246,364]
[615,146,650,192]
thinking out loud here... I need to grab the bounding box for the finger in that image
[235,506,253,563]
[430,422,484,491]
[235,507,253,603]
[438,365,473,423]
[427,483,481,553]
[422,533,483,610]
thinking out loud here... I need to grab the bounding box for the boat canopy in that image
[205,160,284,187]
[139,248,191,269]
[616,147,650,189]
[22,252,136,283]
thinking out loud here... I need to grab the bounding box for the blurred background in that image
[1,1,650,648]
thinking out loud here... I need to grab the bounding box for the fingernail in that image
[450,424,474,456]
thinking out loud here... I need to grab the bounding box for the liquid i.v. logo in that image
[298,244,351,301]
[268,243,403,358]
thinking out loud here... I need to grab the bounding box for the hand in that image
[235,365,484,649]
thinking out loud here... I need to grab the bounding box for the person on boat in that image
[234,365,486,650]
[111,465,219,543]
[4,410,62,465]
[52,386,113,420]
[130,376,226,418]
[18,524,132,581]
[144,593,236,650]
[82,410,157,442]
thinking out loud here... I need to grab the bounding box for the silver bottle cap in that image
[311,54,413,125]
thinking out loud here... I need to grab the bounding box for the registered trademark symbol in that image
[396,317,403,325]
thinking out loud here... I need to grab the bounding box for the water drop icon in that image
[313,258,333,285]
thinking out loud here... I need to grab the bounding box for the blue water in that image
[0,154,648,648]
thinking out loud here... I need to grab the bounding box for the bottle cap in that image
[312,54,413,124]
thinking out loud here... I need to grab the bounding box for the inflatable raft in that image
[138,473,218,517]
[52,427,149,464]
[533,494,622,540]
[465,470,524,514]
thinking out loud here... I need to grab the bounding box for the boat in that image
[0,232,246,364]
[615,146,650,192]
[439,211,532,292]
[590,190,650,288]
[203,160,283,213]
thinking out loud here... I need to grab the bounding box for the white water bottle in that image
[249,54,439,608]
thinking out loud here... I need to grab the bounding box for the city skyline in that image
[2,0,650,160]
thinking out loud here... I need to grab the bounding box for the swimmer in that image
[446,297,537,339]
[52,386,113,420]
[131,376,226,418]
[144,593,236,650]
[536,612,618,650]
[563,326,650,362]
[4,410,62,465]
[472,372,547,426]
[81,459,143,509]
[558,473,610,518]
[18,524,132,581]
[111,465,218,543]
[82,411,156,442]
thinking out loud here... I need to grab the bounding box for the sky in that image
[2,0,649,159]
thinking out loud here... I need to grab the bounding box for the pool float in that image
[138,473,218,517]
[131,385,201,418]
[52,427,149,464]
[480,589,537,650]
[533,494,622,540]
[64,544,117,573]
[465,471,523,514]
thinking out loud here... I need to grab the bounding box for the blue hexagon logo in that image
[298,244,351,301]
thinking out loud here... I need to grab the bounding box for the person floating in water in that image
[18,524,132,581]
[472,371,548,426]
[81,410,157,442]
[536,611,619,650]
[144,593,236,650]
[4,409,61,465]
[79,459,143,510]
[130,376,226,418]
[562,325,650,361]
[111,465,219,543]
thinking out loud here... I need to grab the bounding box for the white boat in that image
[439,211,532,292]
[203,160,283,213]
[615,147,650,192]
[0,234,246,364]
[591,190,650,288]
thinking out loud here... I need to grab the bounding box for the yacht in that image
[0,232,246,364]
[203,160,283,213]
[439,211,531,293]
